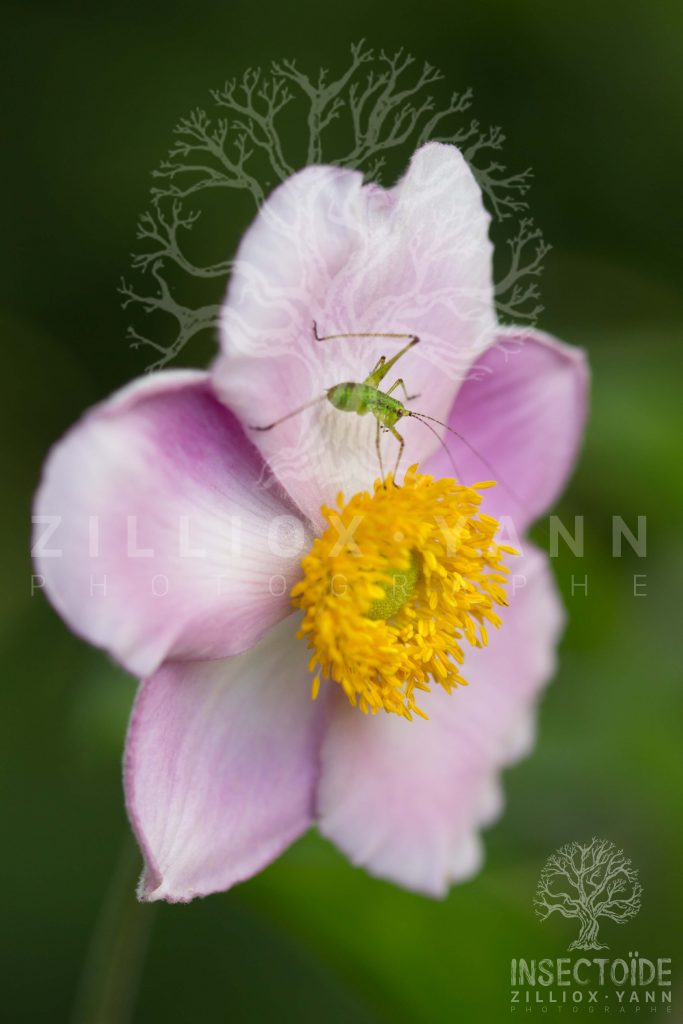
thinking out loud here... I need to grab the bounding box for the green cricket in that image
[250,322,494,486]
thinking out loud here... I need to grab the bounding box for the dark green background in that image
[2,2,681,1021]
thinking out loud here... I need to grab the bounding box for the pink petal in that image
[126,615,324,902]
[213,142,495,527]
[316,547,563,897]
[423,328,589,531]
[33,372,312,676]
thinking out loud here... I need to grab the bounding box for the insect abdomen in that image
[327,383,375,414]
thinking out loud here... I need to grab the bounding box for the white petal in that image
[423,328,589,530]
[214,142,495,527]
[33,372,312,676]
[126,615,325,902]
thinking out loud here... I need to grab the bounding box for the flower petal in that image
[423,328,589,530]
[213,142,495,527]
[33,372,312,676]
[125,614,324,902]
[316,547,563,897]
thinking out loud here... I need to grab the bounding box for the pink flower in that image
[33,143,588,901]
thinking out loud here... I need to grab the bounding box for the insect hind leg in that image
[312,321,420,347]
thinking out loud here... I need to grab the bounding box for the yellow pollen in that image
[291,465,518,720]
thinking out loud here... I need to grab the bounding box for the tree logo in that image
[121,42,550,373]
[534,838,643,951]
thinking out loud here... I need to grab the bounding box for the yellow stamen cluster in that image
[291,465,517,719]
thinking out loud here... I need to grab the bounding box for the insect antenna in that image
[407,414,462,478]
[249,394,328,431]
[408,409,529,514]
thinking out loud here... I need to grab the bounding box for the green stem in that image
[71,834,156,1024]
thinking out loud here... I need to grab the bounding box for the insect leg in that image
[387,424,405,486]
[311,322,420,388]
[249,394,327,430]
[312,322,419,347]
[385,377,420,402]
[374,417,386,487]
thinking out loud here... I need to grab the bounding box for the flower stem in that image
[71,834,156,1024]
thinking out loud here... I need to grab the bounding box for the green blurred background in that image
[2,1,682,1021]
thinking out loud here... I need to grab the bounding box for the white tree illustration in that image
[534,839,643,951]
[121,42,549,372]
